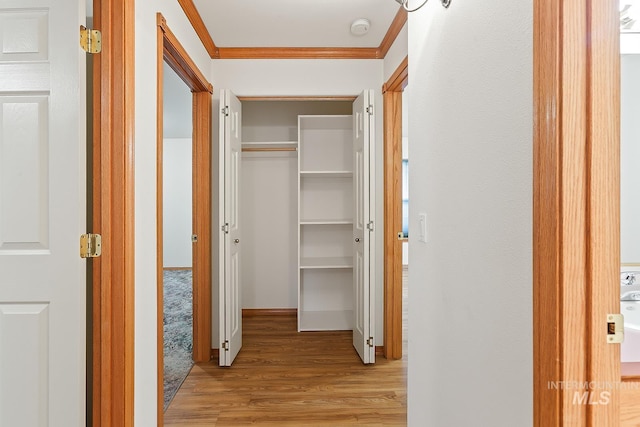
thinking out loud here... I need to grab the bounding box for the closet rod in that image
[241,147,298,152]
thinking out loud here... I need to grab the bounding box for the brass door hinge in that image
[607,314,624,344]
[80,233,102,258]
[80,25,102,53]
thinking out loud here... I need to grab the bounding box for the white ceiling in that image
[191,0,401,48]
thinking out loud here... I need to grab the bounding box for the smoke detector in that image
[350,18,370,36]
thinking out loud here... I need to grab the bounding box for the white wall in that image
[134,1,211,424]
[621,54,640,264]
[384,23,408,82]
[211,59,385,346]
[407,2,532,426]
[163,138,193,268]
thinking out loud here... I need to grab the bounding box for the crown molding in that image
[177,0,220,58]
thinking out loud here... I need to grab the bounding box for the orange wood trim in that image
[375,346,385,357]
[242,308,298,317]
[534,0,588,423]
[92,0,135,425]
[157,14,213,93]
[534,0,620,424]
[192,90,213,364]
[176,0,219,58]
[163,267,193,271]
[383,89,403,361]
[238,96,357,102]
[217,47,379,60]
[210,348,219,360]
[155,20,165,426]
[378,7,407,59]
[383,56,408,94]
[586,0,620,424]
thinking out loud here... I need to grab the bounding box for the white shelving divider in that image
[297,115,354,332]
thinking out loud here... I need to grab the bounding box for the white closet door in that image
[218,89,243,366]
[352,90,375,364]
[0,0,86,424]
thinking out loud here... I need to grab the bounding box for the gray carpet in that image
[163,269,194,410]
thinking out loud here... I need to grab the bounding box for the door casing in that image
[533,0,621,424]
[382,56,408,360]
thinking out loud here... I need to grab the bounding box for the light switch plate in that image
[418,213,427,243]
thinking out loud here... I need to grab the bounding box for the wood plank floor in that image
[164,315,407,426]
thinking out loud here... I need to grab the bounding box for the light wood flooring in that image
[165,268,409,426]
[164,315,407,426]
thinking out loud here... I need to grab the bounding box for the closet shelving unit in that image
[297,115,354,332]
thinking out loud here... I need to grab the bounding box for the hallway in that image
[164,314,407,426]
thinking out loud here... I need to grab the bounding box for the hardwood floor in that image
[164,315,407,426]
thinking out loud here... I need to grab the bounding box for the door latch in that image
[607,314,624,344]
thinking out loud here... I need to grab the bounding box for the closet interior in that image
[240,99,355,332]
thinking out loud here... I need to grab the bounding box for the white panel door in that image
[352,90,375,364]
[218,89,242,366]
[0,0,86,425]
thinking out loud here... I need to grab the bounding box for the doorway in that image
[156,13,213,424]
[161,61,194,409]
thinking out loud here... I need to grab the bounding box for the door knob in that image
[234,238,240,244]
[355,238,360,242]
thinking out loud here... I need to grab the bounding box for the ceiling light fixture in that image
[395,0,451,12]
[350,18,371,36]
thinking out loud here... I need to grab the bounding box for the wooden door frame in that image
[383,57,408,360]
[91,0,135,425]
[156,12,213,424]
[533,0,620,425]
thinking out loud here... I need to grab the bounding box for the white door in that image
[353,90,375,364]
[0,0,86,425]
[218,89,242,366]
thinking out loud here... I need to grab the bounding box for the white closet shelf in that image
[300,171,353,178]
[298,310,353,331]
[299,219,354,225]
[300,256,353,269]
[242,141,298,147]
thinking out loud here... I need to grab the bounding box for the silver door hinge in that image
[191,234,198,243]
[221,106,229,117]
[222,340,229,351]
[221,223,229,234]
[80,233,102,258]
[367,221,374,232]
[80,26,102,53]
[366,337,374,348]
[607,314,624,344]
[366,105,373,115]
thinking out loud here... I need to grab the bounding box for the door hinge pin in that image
[80,233,102,258]
[80,26,102,53]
